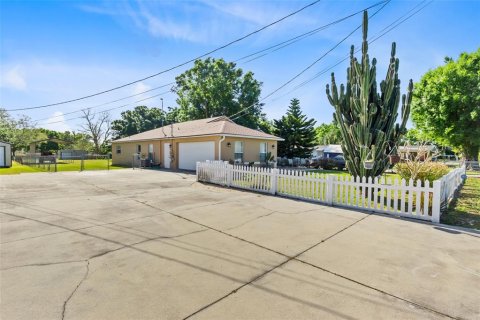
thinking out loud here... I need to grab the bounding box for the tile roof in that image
[113,116,283,142]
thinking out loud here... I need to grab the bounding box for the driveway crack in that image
[183,214,372,319]
[225,211,277,231]
[87,228,209,261]
[61,260,90,320]
[1,260,86,271]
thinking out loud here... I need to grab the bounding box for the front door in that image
[163,143,171,168]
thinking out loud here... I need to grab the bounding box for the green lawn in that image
[442,176,480,230]
[0,160,125,175]
[0,161,42,175]
[307,169,401,180]
[229,169,420,212]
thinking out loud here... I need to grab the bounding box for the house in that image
[111,116,284,170]
[0,141,12,168]
[398,145,438,161]
[311,144,343,158]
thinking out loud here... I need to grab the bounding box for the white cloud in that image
[40,112,73,132]
[133,82,152,96]
[1,66,27,91]
[130,2,211,43]
[201,1,277,25]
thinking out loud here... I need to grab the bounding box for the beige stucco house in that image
[111,116,283,170]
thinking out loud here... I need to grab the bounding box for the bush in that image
[319,158,337,170]
[394,162,449,183]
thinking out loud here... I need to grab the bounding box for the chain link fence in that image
[15,153,112,172]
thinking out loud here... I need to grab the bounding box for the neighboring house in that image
[112,116,284,170]
[0,141,12,168]
[398,145,438,161]
[311,144,343,158]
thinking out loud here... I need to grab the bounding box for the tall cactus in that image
[326,11,412,178]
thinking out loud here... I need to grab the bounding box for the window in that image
[234,141,243,163]
[259,142,267,162]
[116,145,121,154]
[148,144,154,160]
[137,145,141,153]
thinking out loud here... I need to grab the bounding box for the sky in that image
[1,0,479,133]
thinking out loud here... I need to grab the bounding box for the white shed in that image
[0,141,12,168]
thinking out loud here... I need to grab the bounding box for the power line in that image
[37,91,170,126]
[230,2,390,121]
[236,0,388,64]
[4,0,323,112]
[29,1,387,124]
[280,0,431,96]
[34,82,174,122]
[231,0,431,121]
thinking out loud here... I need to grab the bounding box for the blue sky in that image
[1,0,479,132]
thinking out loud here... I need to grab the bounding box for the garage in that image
[178,141,215,170]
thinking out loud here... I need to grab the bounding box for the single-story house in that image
[398,145,438,161]
[111,116,284,170]
[311,144,343,158]
[0,141,12,168]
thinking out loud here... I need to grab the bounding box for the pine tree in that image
[274,98,317,158]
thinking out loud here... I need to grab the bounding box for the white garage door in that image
[178,142,215,170]
[0,147,4,167]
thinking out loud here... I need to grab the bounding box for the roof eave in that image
[113,133,284,143]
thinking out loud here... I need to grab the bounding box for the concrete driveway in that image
[1,169,479,320]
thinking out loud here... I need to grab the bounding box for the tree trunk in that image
[464,145,479,161]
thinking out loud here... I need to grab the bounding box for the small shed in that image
[0,141,12,168]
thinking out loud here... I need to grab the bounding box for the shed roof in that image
[314,144,343,153]
[113,116,283,142]
[398,145,437,152]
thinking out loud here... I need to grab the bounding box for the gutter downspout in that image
[219,136,226,161]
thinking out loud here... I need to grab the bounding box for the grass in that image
[307,169,402,180]
[228,169,426,213]
[441,175,480,230]
[0,160,125,175]
[0,161,42,175]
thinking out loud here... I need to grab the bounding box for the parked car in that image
[309,155,346,170]
[332,155,346,170]
[308,156,322,168]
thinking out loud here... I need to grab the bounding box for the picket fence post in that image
[431,180,442,223]
[270,169,279,195]
[227,165,233,187]
[326,175,335,205]
[196,161,200,181]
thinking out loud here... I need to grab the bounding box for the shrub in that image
[319,158,337,170]
[394,162,449,183]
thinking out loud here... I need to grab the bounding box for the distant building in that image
[311,144,343,158]
[398,145,438,161]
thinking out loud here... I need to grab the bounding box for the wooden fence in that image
[196,161,466,223]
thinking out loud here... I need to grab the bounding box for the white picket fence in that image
[439,165,466,211]
[196,161,466,223]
